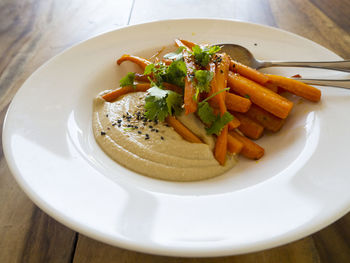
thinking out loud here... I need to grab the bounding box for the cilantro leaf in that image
[197,101,216,125]
[165,60,187,87]
[143,60,186,88]
[120,72,136,88]
[163,46,185,61]
[191,45,221,67]
[194,70,213,93]
[144,86,183,121]
[206,112,234,136]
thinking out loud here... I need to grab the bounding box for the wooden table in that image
[1,0,349,262]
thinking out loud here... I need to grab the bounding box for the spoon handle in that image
[297,78,350,89]
[261,60,350,72]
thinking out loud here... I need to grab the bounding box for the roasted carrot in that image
[102,83,151,102]
[214,125,228,165]
[162,58,173,65]
[227,72,293,119]
[228,117,241,130]
[229,131,264,160]
[234,112,264,140]
[230,60,269,85]
[174,39,192,52]
[165,116,202,143]
[162,82,183,94]
[225,92,252,112]
[213,53,231,165]
[264,81,279,93]
[266,74,321,102]
[179,39,196,50]
[245,104,286,132]
[116,54,151,70]
[182,51,198,114]
[134,73,150,82]
[227,134,244,154]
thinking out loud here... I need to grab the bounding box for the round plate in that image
[3,19,350,257]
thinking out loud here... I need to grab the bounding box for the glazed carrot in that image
[228,113,241,130]
[174,39,191,52]
[227,72,293,119]
[230,60,269,85]
[102,83,151,102]
[225,92,251,112]
[234,112,264,140]
[182,51,198,114]
[229,131,264,160]
[116,55,151,70]
[163,82,183,94]
[266,74,321,102]
[213,53,231,165]
[214,125,228,165]
[264,81,279,93]
[227,134,244,154]
[165,116,202,143]
[134,73,150,82]
[245,104,286,132]
[214,53,230,114]
[179,39,197,50]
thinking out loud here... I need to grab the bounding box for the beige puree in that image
[93,91,236,181]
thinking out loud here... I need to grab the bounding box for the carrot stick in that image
[179,39,197,50]
[225,92,251,112]
[102,83,151,102]
[174,39,192,52]
[234,112,264,140]
[228,117,241,130]
[227,134,244,154]
[266,74,321,102]
[212,53,231,165]
[165,116,202,143]
[245,104,286,132]
[264,81,279,93]
[182,51,197,114]
[230,60,269,85]
[214,125,228,165]
[229,131,264,160]
[134,73,150,82]
[162,82,183,94]
[116,55,151,70]
[228,72,293,119]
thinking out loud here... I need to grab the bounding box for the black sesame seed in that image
[106,114,109,117]
[107,127,110,130]
[161,136,164,140]
[138,131,142,134]
[101,131,106,136]
[145,137,149,140]
[151,128,155,132]
[117,119,122,123]
[134,126,138,129]
[220,69,224,74]
[149,125,153,128]
[155,129,159,133]
[118,124,121,127]
[112,123,116,126]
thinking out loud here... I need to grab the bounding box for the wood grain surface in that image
[0,0,349,262]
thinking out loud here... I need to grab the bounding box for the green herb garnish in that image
[191,45,221,67]
[120,72,136,89]
[194,70,213,93]
[144,86,183,121]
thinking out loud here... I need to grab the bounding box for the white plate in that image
[3,19,350,257]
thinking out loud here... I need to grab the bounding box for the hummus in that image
[93,91,236,181]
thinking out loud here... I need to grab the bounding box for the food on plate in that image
[93,39,321,181]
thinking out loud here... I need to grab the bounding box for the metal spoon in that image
[218,43,350,89]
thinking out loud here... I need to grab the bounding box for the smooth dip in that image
[93,91,236,181]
